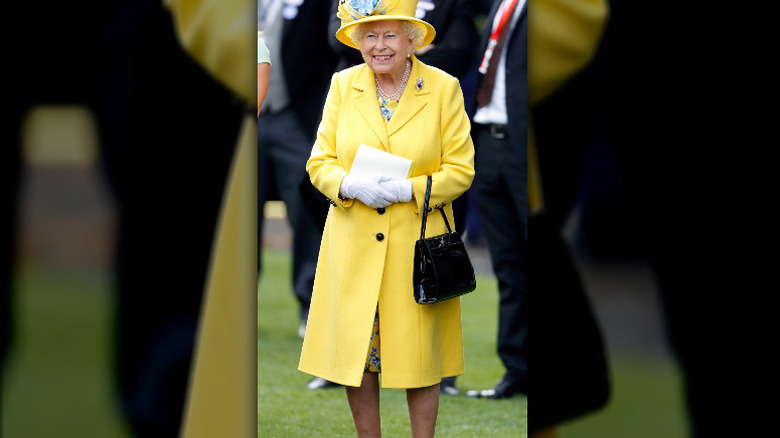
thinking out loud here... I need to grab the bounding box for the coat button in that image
[377,207,385,214]
[375,233,384,241]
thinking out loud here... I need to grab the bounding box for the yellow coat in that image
[298,58,475,389]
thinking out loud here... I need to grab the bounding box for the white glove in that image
[340,174,395,208]
[379,179,413,203]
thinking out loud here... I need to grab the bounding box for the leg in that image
[345,371,381,438]
[439,376,459,395]
[406,384,439,438]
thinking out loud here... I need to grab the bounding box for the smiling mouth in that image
[373,55,393,61]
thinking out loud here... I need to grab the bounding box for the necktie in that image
[476,0,519,108]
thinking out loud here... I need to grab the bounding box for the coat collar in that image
[351,56,431,150]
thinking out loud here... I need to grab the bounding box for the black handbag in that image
[413,176,476,304]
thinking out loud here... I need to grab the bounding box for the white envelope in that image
[349,144,412,180]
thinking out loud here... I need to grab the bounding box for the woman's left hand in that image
[379,179,413,203]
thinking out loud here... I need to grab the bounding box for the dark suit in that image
[258,0,337,324]
[471,0,527,393]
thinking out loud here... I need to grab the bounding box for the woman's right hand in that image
[340,174,396,208]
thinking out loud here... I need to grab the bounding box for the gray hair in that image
[350,20,425,50]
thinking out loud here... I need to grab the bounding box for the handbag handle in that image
[419,176,453,240]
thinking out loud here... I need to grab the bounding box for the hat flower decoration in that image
[338,0,398,20]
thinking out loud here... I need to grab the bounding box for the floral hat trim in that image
[337,0,400,22]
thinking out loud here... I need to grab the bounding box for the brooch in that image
[416,77,423,91]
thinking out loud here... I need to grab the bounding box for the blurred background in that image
[2,107,130,437]
[3,1,257,437]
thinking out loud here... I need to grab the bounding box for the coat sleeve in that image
[306,72,355,209]
[411,75,475,213]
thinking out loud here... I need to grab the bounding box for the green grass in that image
[258,248,527,437]
[558,351,688,438]
[1,264,131,438]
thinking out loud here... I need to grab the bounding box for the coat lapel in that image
[386,57,430,139]
[507,2,527,52]
[352,66,390,150]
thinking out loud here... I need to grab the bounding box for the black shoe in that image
[465,376,525,399]
[440,377,460,396]
[306,377,341,390]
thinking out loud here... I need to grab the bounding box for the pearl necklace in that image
[375,59,411,102]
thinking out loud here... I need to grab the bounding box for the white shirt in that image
[473,0,525,125]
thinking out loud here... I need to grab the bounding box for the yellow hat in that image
[335,0,436,50]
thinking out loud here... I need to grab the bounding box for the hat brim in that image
[335,16,436,51]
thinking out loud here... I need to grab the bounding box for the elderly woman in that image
[298,0,474,436]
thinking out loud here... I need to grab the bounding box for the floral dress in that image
[365,311,381,372]
[378,95,399,123]
[363,95,400,373]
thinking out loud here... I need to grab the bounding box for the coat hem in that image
[298,365,363,388]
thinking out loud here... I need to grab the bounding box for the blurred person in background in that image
[3,0,254,436]
[94,1,252,434]
[531,0,729,436]
[318,0,480,396]
[257,0,337,344]
[298,0,475,435]
[525,0,610,433]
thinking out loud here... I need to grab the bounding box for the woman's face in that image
[359,20,413,79]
